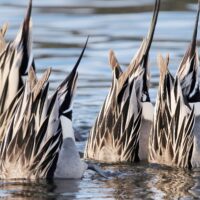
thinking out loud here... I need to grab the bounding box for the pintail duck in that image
[176,0,200,168]
[148,54,194,168]
[0,0,104,179]
[148,1,200,168]
[0,59,88,179]
[84,0,160,163]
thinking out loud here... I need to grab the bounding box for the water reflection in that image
[0,179,82,199]
[147,166,195,199]
[0,164,199,199]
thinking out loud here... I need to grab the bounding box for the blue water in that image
[0,0,200,199]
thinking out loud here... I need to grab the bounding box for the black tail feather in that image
[19,0,32,75]
[57,37,89,116]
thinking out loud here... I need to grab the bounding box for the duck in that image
[148,1,200,168]
[0,63,86,179]
[148,54,194,168]
[84,0,160,163]
[0,60,87,179]
[0,0,106,179]
[176,0,200,168]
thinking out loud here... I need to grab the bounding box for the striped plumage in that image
[84,0,160,163]
[176,1,200,102]
[148,55,194,168]
[0,68,62,179]
[85,57,143,162]
[0,0,89,179]
[0,45,88,179]
[176,1,200,168]
[0,0,33,118]
[149,1,200,168]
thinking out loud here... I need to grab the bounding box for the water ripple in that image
[0,0,200,199]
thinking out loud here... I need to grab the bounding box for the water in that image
[0,0,200,199]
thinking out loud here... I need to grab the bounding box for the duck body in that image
[84,0,160,163]
[148,55,194,168]
[0,0,89,179]
[55,138,88,179]
[148,1,200,169]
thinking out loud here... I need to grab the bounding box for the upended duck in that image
[0,0,100,179]
[148,0,200,168]
[84,0,160,163]
[148,54,194,168]
[177,0,200,168]
[0,63,88,179]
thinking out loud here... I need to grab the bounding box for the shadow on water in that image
[0,0,200,199]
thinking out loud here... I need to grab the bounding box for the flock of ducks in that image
[0,0,200,179]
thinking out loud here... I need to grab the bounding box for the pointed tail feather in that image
[141,0,160,102]
[57,37,89,117]
[177,1,200,102]
[129,0,160,102]
[13,0,33,76]
[190,0,200,60]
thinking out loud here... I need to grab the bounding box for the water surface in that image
[0,0,200,199]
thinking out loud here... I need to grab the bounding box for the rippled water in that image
[0,0,200,199]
